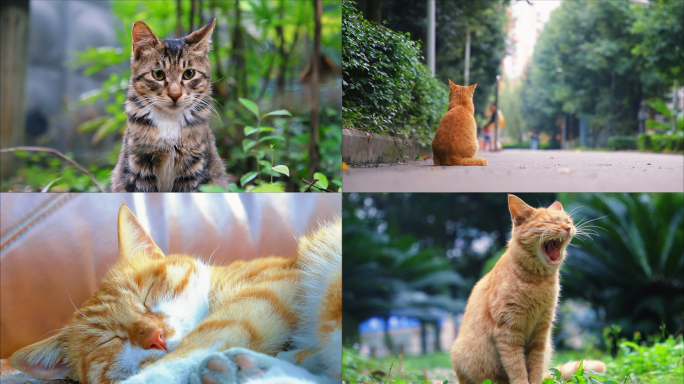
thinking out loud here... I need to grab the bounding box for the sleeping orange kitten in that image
[9,203,341,384]
[431,80,488,166]
[451,195,605,384]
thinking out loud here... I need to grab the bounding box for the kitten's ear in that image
[508,194,535,225]
[118,202,165,260]
[470,83,477,90]
[448,79,457,88]
[185,18,216,54]
[132,21,161,60]
[548,201,563,211]
[9,334,71,379]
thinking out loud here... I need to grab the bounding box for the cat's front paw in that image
[192,348,272,384]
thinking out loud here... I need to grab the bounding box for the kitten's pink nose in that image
[169,93,181,103]
[145,329,167,351]
[562,226,572,233]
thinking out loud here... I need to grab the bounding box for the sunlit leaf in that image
[242,139,256,151]
[239,98,260,118]
[199,185,229,193]
[240,171,258,187]
[244,126,258,136]
[258,135,286,143]
[249,183,285,192]
[313,172,328,189]
[263,109,292,118]
[271,165,290,177]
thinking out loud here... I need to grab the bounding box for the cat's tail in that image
[545,360,607,381]
[448,156,489,166]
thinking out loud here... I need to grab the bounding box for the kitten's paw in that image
[194,348,272,384]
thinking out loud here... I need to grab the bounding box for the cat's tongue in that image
[547,248,560,263]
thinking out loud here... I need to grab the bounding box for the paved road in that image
[343,150,684,192]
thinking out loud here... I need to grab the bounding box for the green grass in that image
[343,334,683,384]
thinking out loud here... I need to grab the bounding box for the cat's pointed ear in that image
[470,83,477,90]
[508,194,535,225]
[185,18,215,54]
[9,334,71,379]
[448,79,457,88]
[132,21,161,60]
[548,201,563,211]
[118,202,165,260]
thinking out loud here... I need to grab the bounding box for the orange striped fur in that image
[9,204,341,384]
[432,80,488,166]
[451,195,605,384]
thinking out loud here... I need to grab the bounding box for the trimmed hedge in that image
[608,136,638,151]
[342,0,446,145]
[637,133,684,153]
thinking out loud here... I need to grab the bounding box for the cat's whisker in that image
[68,293,92,323]
[40,325,91,338]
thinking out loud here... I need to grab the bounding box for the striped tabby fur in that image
[110,19,229,192]
[9,204,341,384]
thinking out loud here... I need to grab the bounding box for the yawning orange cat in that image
[451,195,605,384]
[9,203,341,384]
[432,80,488,166]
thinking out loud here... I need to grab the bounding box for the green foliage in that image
[637,132,684,153]
[607,137,638,151]
[520,0,678,146]
[630,0,684,86]
[559,193,684,338]
[343,333,684,384]
[342,0,446,145]
[0,152,110,192]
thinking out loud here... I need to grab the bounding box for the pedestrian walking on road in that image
[531,129,539,150]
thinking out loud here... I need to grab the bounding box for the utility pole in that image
[492,75,501,152]
[464,30,471,85]
[427,0,435,75]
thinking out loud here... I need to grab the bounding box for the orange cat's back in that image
[432,81,488,166]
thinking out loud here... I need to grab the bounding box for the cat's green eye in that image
[183,69,195,80]
[152,70,165,80]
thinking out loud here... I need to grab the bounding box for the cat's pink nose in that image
[169,93,181,103]
[562,226,572,233]
[145,329,167,351]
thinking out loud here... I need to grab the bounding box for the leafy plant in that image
[342,0,446,145]
[559,193,684,338]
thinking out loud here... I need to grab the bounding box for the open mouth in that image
[542,238,564,265]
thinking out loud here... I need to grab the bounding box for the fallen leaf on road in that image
[342,162,350,170]
[646,163,652,165]
[421,155,430,160]
[549,156,558,159]
[557,168,574,174]
[365,132,371,138]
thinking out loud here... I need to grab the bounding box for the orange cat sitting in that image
[10,203,341,384]
[432,80,488,166]
[451,195,605,384]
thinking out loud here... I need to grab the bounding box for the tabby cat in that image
[451,195,605,384]
[431,80,488,166]
[9,203,341,384]
[110,19,229,192]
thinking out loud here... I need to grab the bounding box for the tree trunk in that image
[420,320,427,354]
[176,0,182,36]
[0,0,29,177]
[189,0,195,33]
[365,0,382,23]
[308,0,321,180]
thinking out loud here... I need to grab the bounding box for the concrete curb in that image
[342,128,432,164]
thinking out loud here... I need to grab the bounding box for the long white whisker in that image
[68,293,92,322]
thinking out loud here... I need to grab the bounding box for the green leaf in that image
[541,378,555,384]
[244,126,258,136]
[199,185,229,193]
[240,172,258,187]
[259,127,275,133]
[549,368,562,380]
[242,139,256,151]
[313,172,329,189]
[258,135,286,143]
[13,150,29,158]
[238,98,260,118]
[263,109,292,118]
[648,98,672,117]
[249,183,285,192]
[575,359,584,377]
[77,116,110,133]
[271,165,290,177]
[227,183,244,192]
[41,178,64,192]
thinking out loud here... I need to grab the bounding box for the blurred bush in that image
[342,0,445,146]
[608,137,638,151]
